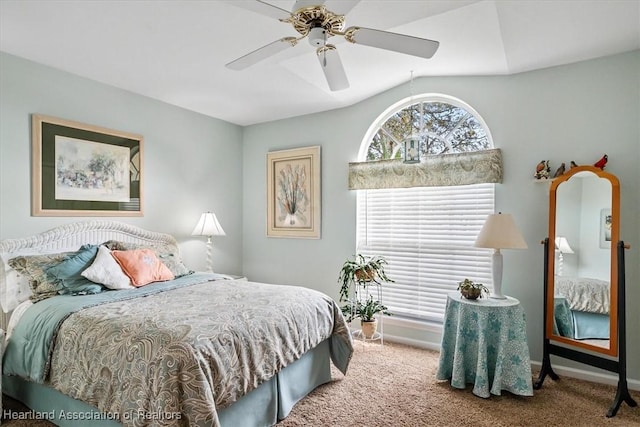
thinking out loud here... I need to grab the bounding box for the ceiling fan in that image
[225,0,440,91]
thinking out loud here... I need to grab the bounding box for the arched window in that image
[364,94,492,161]
[354,94,499,322]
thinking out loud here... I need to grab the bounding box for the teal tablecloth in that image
[436,293,533,398]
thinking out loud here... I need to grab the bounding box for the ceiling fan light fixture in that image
[308,26,327,47]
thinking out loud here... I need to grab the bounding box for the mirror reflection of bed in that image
[553,170,612,351]
[553,276,609,348]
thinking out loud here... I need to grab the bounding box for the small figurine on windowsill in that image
[534,160,551,180]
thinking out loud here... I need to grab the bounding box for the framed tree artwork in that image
[266,146,321,238]
[32,114,144,216]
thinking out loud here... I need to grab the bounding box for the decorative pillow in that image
[2,249,45,312]
[1,257,31,312]
[8,251,74,303]
[81,246,133,290]
[44,244,105,295]
[111,249,175,287]
[156,252,194,278]
[103,240,193,278]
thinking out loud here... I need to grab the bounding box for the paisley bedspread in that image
[554,276,610,314]
[4,274,353,426]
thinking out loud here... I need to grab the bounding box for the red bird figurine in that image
[594,154,608,170]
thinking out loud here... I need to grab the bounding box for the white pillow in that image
[81,246,133,290]
[6,299,33,342]
[1,248,55,313]
[1,252,31,313]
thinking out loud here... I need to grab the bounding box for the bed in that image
[1,220,353,427]
[553,276,610,340]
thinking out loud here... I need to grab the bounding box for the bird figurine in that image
[570,161,578,169]
[553,162,566,178]
[534,160,550,179]
[594,154,608,170]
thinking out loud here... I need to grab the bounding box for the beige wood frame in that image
[31,114,144,217]
[266,146,321,239]
[546,165,620,357]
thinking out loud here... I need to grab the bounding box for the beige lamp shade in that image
[473,212,527,299]
[192,212,226,237]
[474,213,528,249]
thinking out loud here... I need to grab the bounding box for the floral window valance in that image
[348,148,503,190]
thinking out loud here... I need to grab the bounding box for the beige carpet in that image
[3,341,639,426]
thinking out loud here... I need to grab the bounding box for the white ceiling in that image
[1,0,638,126]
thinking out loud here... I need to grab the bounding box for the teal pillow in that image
[45,244,105,295]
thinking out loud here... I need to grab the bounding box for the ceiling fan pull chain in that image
[323,30,328,66]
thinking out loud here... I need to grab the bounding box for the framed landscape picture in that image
[266,146,321,238]
[32,114,144,216]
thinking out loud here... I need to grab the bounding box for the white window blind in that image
[356,184,495,322]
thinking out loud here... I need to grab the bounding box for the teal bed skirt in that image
[2,339,331,427]
[554,297,609,340]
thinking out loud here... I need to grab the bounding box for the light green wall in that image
[1,49,638,385]
[242,51,640,382]
[0,52,244,275]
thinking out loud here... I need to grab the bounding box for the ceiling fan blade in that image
[316,45,349,91]
[325,0,360,15]
[227,1,291,20]
[226,37,298,70]
[292,1,326,12]
[345,27,439,59]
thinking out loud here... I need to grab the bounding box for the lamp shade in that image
[474,213,527,249]
[192,212,226,237]
[554,236,574,254]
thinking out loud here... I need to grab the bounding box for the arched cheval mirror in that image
[535,165,637,417]
[548,165,619,355]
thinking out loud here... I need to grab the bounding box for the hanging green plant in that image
[337,254,393,302]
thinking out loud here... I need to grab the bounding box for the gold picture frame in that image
[32,114,144,216]
[267,146,321,238]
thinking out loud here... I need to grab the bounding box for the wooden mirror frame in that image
[546,165,620,357]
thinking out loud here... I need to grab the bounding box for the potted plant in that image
[457,278,489,300]
[338,254,394,339]
[338,254,393,303]
[341,295,391,338]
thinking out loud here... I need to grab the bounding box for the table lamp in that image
[192,212,226,273]
[554,236,574,276]
[473,212,528,299]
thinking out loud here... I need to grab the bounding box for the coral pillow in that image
[111,249,174,287]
